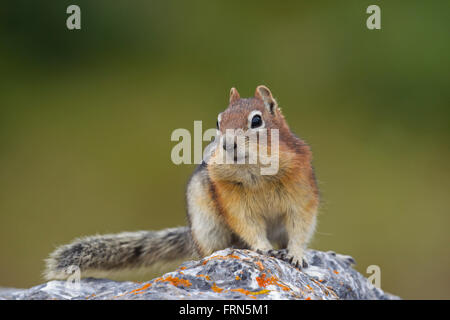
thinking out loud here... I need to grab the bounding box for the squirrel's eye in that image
[216,120,219,130]
[251,115,262,128]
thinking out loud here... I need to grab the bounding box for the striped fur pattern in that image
[44,227,196,280]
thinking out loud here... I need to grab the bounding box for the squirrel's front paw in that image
[256,249,308,269]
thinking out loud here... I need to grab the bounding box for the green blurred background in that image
[0,1,449,299]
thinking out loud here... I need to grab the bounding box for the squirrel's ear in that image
[255,85,277,114]
[229,87,240,105]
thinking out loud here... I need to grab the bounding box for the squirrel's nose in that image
[222,138,237,151]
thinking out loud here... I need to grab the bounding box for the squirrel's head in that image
[207,85,307,185]
[217,85,289,136]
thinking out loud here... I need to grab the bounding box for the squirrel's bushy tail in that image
[44,227,196,280]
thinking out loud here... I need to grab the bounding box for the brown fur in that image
[191,85,319,266]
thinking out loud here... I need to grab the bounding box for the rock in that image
[0,248,399,300]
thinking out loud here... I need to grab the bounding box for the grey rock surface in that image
[0,248,399,300]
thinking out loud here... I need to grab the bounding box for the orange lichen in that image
[235,275,241,281]
[274,282,291,291]
[305,297,312,300]
[333,270,339,274]
[196,274,211,281]
[256,273,290,291]
[306,284,313,291]
[211,283,224,293]
[128,283,152,295]
[230,288,256,299]
[256,261,264,270]
[154,276,192,288]
[202,254,241,265]
[229,288,270,299]
[125,276,191,297]
[250,289,270,296]
[208,278,271,298]
[256,273,269,287]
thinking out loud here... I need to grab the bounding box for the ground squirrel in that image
[44,85,319,280]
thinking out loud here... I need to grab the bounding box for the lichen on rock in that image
[0,249,399,300]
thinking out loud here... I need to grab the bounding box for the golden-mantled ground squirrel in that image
[44,85,319,280]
